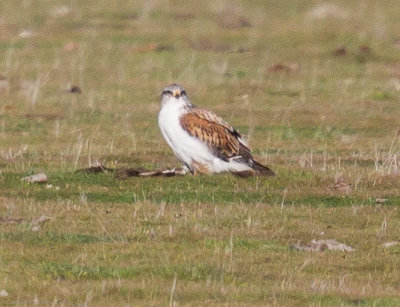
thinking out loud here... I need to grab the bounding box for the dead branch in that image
[76,164,186,179]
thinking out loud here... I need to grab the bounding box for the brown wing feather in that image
[180,108,251,161]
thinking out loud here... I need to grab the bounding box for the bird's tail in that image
[252,160,275,176]
[233,160,275,177]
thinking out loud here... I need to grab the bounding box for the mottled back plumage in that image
[180,108,252,162]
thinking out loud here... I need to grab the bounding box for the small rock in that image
[45,184,60,190]
[0,289,8,297]
[268,63,289,73]
[66,85,82,94]
[333,46,347,56]
[22,173,48,183]
[383,241,399,248]
[31,225,40,232]
[18,29,36,38]
[292,239,355,252]
[307,3,349,20]
[50,5,71,18]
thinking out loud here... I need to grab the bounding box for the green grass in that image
[1,0,400,305]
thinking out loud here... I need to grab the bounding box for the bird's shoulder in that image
[180,106,234,133]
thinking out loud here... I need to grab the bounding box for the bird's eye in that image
[162,90,173,96]
[181,90,187,96]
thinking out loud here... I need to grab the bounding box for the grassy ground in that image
[1,0,400,305]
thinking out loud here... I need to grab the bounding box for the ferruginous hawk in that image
[158,83,274,177]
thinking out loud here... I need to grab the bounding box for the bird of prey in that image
[158,83,274,177]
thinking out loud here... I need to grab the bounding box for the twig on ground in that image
[76,163,186,179]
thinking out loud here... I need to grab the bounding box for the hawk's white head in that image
[160,83,190,107]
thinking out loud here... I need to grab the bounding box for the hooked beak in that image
[173,90,181,98]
